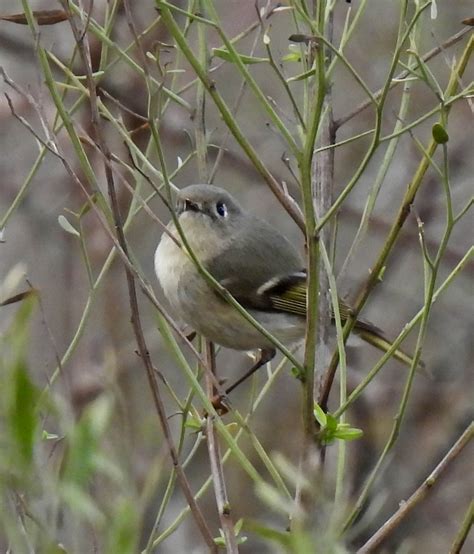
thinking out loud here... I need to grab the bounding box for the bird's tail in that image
[357,328,424,369]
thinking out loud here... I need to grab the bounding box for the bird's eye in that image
[215,201,228,217]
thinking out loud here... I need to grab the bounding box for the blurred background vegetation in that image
[0,1,473,552]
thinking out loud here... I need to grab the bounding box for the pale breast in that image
[154,231,190,315]
[154,224,306,351]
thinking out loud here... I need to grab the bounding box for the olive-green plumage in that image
[155,184,417,367]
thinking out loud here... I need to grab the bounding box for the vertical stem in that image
[204,342,239,553]
[319,32,474,410]
[313,3,336,400]
[195,0,210,184]
[300,0,327,441]
[59,1,217,549]
[196,5,238,550]
[293,0,328,528]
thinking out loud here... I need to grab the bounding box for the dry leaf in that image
[0,10,68,26]
[461,17,474,26]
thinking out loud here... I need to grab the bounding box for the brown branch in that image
[158,3,306,232]
[59,2,217,549]
[335,27,471,129]
[193,4,237,548]
[205,341,239,553]
[319,33,474,411]
[357,422,474,553]
[313,6,336,399]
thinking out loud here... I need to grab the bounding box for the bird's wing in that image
[263,271,384,334]
[205,217,304,311]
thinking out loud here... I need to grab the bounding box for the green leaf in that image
[212,47,269,65]
[42,430,60,440]
[291,365,305,382]
[62,396,113,486]
[105,499,139,554]
[184,415,204,431]
[282,44,302,63]
[325,412,338,433]
[10,362,39,465]
[287,68,316,82]
[60,483,105,524]
[334,427,364,441]
[313,403,327,427]
[58,214,80,237]
[234,518,244,534]
[245,521,291,548]
[314,403,364,444]
[432,123,449,144]
[282,52,301,63]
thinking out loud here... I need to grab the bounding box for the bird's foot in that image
[210,393,230,416]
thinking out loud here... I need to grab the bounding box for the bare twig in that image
[209,1,267,183]
[193,6,237,549]
[319,33,474,410]
[335,27,471,129]
[59,1,217,549]
[6,43,224,394]
[313,4,336,402]
[449,499,474,554]
[357,422,474,553]
[158,2,306,232]
[205,342,239,553]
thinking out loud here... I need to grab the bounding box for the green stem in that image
[334,246,473,418]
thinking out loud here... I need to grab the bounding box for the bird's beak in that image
[176,198,200,215]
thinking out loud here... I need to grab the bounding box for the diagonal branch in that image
[57,1,217,549]
[335,27,471,129]
[357,422,473,553]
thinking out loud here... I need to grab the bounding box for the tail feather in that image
[357,329,424,369]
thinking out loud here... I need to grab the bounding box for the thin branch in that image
[59,1,217,549]
[357,423,474,553]
[157,1,306,231]
[449,500,474,554]
[313,5,336,400]
[209,1,267,183]
[335,27,471,129]
[205,342,239,553]
[193,6,238,549]
[319,33,474,410]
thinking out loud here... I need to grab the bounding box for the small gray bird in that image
[155,185,415,395]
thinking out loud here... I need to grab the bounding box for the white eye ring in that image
[215,201,228,217]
